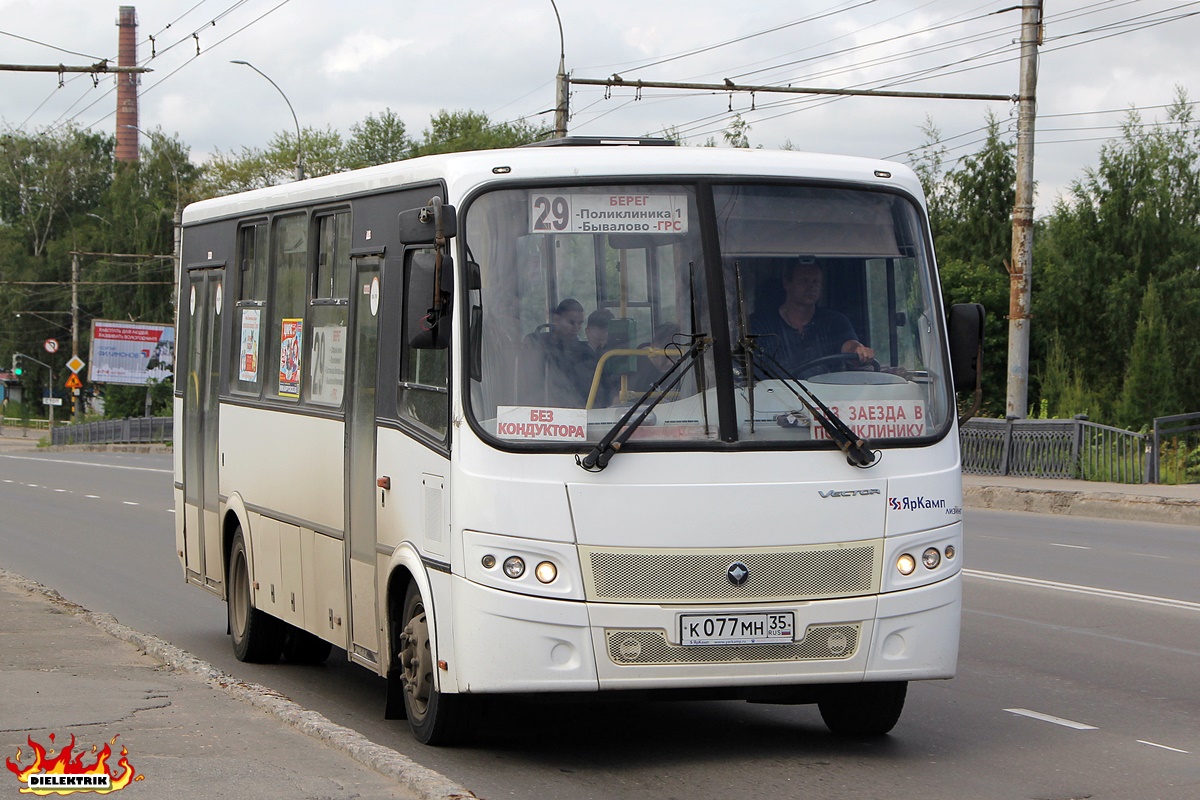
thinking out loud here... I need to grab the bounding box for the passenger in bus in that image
[585,308,614,355]
[749,259,874,374]
[519,298,598,407]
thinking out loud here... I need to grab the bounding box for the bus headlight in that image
[535,561,558,584]
[502,556,526,579]
[481,554,497,569]
[922,547,941,569]
[896,553,917,576]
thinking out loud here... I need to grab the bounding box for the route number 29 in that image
[532,195,570,231]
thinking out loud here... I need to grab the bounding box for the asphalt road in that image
[2,449,1197,800]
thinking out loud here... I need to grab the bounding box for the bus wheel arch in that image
[226,525,284,663]
[384,562,467,744]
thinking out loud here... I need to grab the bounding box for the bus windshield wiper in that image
[577,335,710,472]
[741,336,880,469]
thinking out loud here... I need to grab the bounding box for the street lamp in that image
[550,0,569,138]
[230,60,305,181]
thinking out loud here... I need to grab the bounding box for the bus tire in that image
[817,681,907,736]
[227,528,284,663]
[281,627,333,665]
[398,582,467,745]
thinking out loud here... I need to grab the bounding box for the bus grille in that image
[581,542,881,604]
[605,624,860,665]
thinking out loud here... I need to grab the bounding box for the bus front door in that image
[345,256,381,667]
[182,266,224,593]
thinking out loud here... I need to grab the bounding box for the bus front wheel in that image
[817,681,907,736]
[398,582,467,745]
[227,528,284,663]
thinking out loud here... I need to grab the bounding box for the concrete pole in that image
[1005,0,1042,419]
[71,252,81,423]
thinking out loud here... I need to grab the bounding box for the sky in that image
[2,0,1198,216]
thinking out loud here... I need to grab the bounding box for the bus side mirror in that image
[948,302,985,393]
[408,251,454,350]
[399,202,457,244]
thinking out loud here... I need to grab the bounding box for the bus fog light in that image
[896,553,916,576]
[534,561,558,584]
[481,554,497,569]
[922,547,941,569]
[943,544,956,560]
[502,556,526,579]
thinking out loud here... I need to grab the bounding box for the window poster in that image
[309,324,347,405]
[278,318,303,397]
[239,309,261,382]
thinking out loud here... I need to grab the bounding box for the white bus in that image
[175,138,984,745]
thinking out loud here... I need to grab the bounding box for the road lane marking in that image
[965,569,1200,611]
[1049,542,1091,550]
[1137,740,1190,754]
[0,453,171,474]
[85,494,100,499]
[1128,552,1170,560]
[1005,708,1097,730]
[122,501,139,506]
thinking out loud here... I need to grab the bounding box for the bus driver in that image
[749,259,874,374]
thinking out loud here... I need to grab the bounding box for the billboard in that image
[88,321,175,386]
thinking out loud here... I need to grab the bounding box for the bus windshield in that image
[463,181,952,449]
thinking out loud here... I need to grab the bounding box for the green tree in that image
[722,114,752,149]
[1114,281,1180,429]
[343,108,411,170]
[1037,87,1200,419]
[913,112,1016,415]
[0,125,113,257]
[409,110,543,157]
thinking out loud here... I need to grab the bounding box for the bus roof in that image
[181,144,924,226]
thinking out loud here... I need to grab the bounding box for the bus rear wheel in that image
[817,681,907,736]
[398,582,467,745]
[227,528,284,663]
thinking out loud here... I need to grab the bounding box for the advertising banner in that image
[88,321,175,386]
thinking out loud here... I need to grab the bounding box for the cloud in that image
[321,34,409,76]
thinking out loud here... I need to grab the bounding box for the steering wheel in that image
[794,352,881,379]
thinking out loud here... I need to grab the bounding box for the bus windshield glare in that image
[464,182,951,449]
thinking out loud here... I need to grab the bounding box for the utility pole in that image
[71,252,81,423]
[1006,0,1043,419]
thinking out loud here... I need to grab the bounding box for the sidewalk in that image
[0,569,475,800]
[962,473,1200,527]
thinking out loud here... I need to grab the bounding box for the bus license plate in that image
[680,612,794,646]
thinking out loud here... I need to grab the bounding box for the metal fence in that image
[1148,412,1200,485]
[961,417,1149,483]
[51,416,172,447]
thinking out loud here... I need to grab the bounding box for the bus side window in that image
[305,211,351,408]
[398,249,449,438]
[268,213,308,400]
[231,221,268,396]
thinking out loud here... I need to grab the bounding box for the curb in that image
[963,485,1200,527]
[0,568,477,800]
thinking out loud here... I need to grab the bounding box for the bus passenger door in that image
[345,256,381,666]
[181,266,224,593]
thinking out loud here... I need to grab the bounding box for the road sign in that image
[42,397,63,406]
[66,355,85,374]
[44,338,59,354]
[65,373,82,390]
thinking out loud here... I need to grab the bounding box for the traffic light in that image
[10,354,21,376]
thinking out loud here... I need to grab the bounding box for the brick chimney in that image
[115,6,139,162]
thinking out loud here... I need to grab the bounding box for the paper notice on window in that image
[495,406,588,442]
[278,318,303,398]
[239,309,261,382]
[529,193,688,234]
